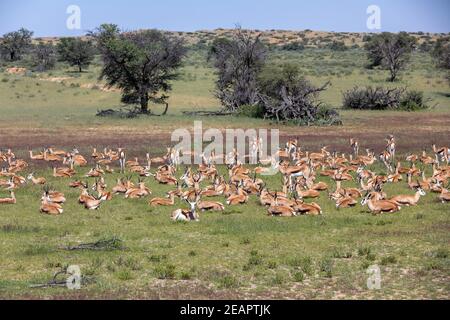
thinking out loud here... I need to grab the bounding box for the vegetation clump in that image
[343,86,429,111]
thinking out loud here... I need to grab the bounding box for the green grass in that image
[0,47,449,299]
[0,49,448,135]
[0,162,448,299]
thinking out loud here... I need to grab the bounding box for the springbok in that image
[361,192,401,215]
[40,188,63,215]
[350,138,359,157]
[93,179,112,200]
[432,144,449,165]
[27,172,46,185]
[149,192,176,207]
[79,185,96,204]
[42,188,66,204]
[389,187,426,206]
[292,198,322,215]
[83,194,107,210]
[385,135,396,162]
[43,149,62,162]
[0,191,16,204]
[197,200,225,212]
[438,185,450,203]
[171,199,199,222]
[333,191,358,209]
[40,197,63,215]
[226,187,249,205]
[125,178,151,199]
[29,150,44,160]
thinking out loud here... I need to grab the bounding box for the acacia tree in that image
[257,63,338,125]
[209,28,267,112]
[32,42,56,71]
[57,37,95,72]
[0,28,33,61]
[364,32,416,82]
[91,24,186,114]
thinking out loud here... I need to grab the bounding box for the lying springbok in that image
[171,199,199,222]
[79,185,95,204]
[93,179,112,201]
[389,187,426,206]
[40,188,63,215]
[438,185,450,203]
[149,192,176,206]
[0,191,16,204]
[361,192,401,215]
[292,198,322,216]
[83,194,107,210]
[226,187,249,205]
[267,194,296,217]
[197,200,225,212]
[125,178,151,199]
[27,172,46,185]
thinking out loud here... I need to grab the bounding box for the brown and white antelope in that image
[27,172,46,185]
[171,199,199,222]
[149,192,176,206]
[389,187,426,206]
[0,191,16,204]
[361,192,401,215]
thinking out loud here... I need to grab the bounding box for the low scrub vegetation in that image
[342,86,430,111]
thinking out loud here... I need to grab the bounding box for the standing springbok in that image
[350,138,359,157]
[385,135,396,163]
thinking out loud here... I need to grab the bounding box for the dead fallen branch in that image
[182,110,233,116]
[30,268,96,289]
[60,237,125,251]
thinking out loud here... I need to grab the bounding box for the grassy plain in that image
[0,47,449,299]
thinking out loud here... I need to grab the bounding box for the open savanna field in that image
[0,44,449,299]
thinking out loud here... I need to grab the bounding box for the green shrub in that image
[380,255,398,265]
[236,104,265,118]
[116,269,133,281]
[293,271,305,282]
[343,86,429,111]
[399,90,429,111]
[319,257,334,278]
[154,263,176,279]
[217,275,239,288]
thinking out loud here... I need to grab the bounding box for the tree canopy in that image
[91,24,186,114]
[364,32,416,82]
[209,28,267,112]
[56,37,95,72]
[0,28,33,61]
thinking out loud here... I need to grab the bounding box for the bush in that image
[258,63,341,126]
[342,86,429,111]
[236,104,264,118]
[280,42,305,51]
[327,41,348,51]
[319,257,334,278]
[154,263,176,279]
[293,271,305,282]
[399,90,429,111]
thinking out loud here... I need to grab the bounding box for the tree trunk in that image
[161,103,169,115]
[78,65,82,73]
[140,93,149,114]
[389,67,397,82]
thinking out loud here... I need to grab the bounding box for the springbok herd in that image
[0,136,449,221]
